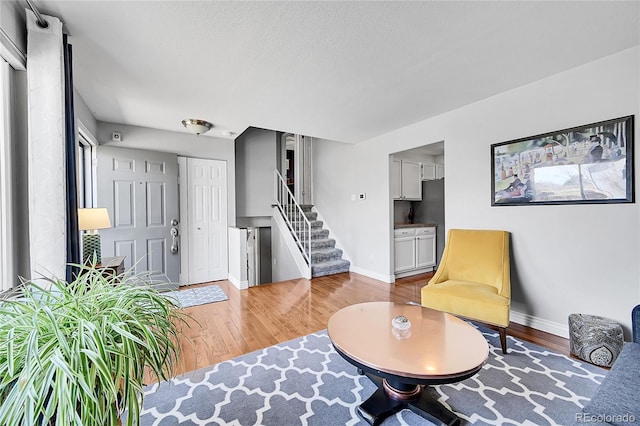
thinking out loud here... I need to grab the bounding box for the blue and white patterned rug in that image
[140,325,605,425]
[162,285,228,308]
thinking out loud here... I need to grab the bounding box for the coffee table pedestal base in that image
[358,374,461,426]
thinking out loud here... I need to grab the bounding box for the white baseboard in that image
[331,269,569,338]
[349,266,394,284]
[228,274,248,290]
[510,310,569,339]
[394,267,434,279]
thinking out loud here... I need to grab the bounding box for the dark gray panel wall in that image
[412,179,445,265]
[258,227,272,284]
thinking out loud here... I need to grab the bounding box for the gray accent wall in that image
[235,127,278,221]
[235,128,303,282]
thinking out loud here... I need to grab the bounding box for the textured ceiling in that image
[36,1,640,144]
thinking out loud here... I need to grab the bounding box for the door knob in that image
[170,227,179,253]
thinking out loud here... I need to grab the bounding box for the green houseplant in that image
[0,266,187,425]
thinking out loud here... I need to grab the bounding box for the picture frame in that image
[491,115,634,206]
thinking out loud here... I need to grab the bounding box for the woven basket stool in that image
[568,313,623,367]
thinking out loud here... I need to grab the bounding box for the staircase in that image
[274,169,349,278]
[298,205,350,278]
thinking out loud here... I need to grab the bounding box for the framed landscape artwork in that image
[491,115,634,206]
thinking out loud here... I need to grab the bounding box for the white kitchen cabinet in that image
[393,234,416,273]
[416,234,436,268]
[401,161,422,199]
[422,163,436,180]
[391,159,402,199]
[394,226,436,277]
[422,162,444,181]
[392,160,422,200]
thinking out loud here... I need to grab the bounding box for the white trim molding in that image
[0,26,26,71]
[510,310,569,339]
[0,60,14,291]
[228,273,248,290]
[177,156,189,285]
[349,266,394,284]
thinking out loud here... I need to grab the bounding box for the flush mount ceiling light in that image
[182,118,213,136]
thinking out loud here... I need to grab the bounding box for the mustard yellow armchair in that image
[421,229,511,353]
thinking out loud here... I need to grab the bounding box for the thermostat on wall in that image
[112,131,122,142]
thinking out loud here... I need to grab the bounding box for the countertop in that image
[394,223,436,229]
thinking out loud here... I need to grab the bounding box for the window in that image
[76,125,97,208]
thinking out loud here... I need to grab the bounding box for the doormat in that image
[162,285,228,308]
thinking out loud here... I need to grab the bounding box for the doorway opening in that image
[390,141,446,275]
[281,133,312,205]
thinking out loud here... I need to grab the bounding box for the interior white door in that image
[97,146,179,284]
[187,158,228,284]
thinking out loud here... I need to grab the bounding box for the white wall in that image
[392,150,437,164]
[96,121,236,226]
[228,227,248,289]
[271,217,304,282]
[314,141,394,282]
[74,90,97,137]
[314,46,640,336]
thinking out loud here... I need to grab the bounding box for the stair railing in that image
[274,169,312,265]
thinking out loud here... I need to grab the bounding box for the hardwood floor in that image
[170,271,570,378]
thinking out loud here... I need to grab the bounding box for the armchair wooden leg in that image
[499,327,508,354]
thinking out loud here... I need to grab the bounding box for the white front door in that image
[183,158,228,284]
[97,146,179,284]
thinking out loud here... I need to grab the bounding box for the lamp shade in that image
[78,208,112,231]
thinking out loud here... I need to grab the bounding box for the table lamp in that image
[78,208,112,264]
